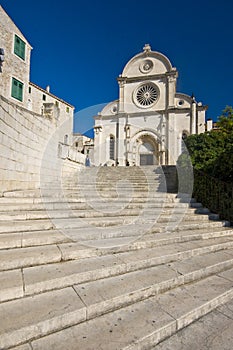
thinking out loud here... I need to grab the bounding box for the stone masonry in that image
[0,166,232,349]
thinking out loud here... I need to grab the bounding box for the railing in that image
[58,143,86,165]
[193,169,233,224]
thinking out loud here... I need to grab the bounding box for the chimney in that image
[46,85,50,93]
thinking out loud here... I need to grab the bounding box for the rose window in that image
[134,83,159,107]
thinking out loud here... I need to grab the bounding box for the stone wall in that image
[0,95,79,194]
[161,166,178,193]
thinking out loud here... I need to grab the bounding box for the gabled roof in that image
[29,82,75,109]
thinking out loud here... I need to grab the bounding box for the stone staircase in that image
[0,166,233,350]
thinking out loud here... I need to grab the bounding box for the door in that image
[140,154,154,165]
[139,141,155,165]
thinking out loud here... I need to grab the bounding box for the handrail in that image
[193,169,233,224]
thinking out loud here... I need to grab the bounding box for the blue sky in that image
[1,0,233,136]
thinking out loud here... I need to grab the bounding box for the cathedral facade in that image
[94,44,207,166]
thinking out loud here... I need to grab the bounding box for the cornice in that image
[117,71,178,85]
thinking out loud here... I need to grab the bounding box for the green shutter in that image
[11,78,24,102]
[18,82,23,101]
[14,35,26,60]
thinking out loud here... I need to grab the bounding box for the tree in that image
[183,131,226,172]
[177,105,233,183]
[216,105,233,133]
[211,133,233,181]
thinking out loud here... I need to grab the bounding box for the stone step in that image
[153,296,233,349]
[1,165,232,349]
[2,190,41,198]
[2,188,162,198]
[0,224,232,253]
[65,191,164,199]
[0,245,62,272]
[48,184,157,190]
[50,219,228,242]
[0,287,86,349]
[0,194,178,205]
[58,228,233,258]
[2,180,161,195]
[0,210,218,233]
[0,201,191,212]
[2,269,233,350]
[29,275,233,350]
[0,208,210,222]
[1,234,232,305]
[8,239,233,295]
[67,175,160,180]
[0,229,70,250]
[64,182,162,188]
[0,219,54,233]
[0,211,226,238]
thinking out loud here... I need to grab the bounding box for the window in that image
[29,87,31,93]
[134,83,159,108]
[64,135,68,145]
[11,78,23,101]
[181,131,189,153]
[66,106,70,113]
[110,135,115,160]
[55,101,59,107]
[178,100,184,106]
[14,35,25,60]
[42,94,46,101]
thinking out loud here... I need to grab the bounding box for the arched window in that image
[64,135,68,145]
[181,131,189,153]
[109,135,115,160]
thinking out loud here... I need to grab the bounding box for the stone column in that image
[94,126,102,166]
[191,97,197,134]
[168,75,177,108]
[160,116,166,165]
[118,79,125,113]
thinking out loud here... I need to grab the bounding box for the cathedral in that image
[94,44,207,166]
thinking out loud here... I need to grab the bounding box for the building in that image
[0,5,74,145]
[0,6,80,192]
[72,133,94,164]
[94,44,207,166]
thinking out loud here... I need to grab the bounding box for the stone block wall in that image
[0,95,79,194]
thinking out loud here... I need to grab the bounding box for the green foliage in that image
[183,131,226,172]
[180,106,233,222]
[178,105,233,183]
[211,134,233,182]
[216,105,233,133]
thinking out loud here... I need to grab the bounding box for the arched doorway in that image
[138,136,159,165]
[139,142,154,165]
[129,131,161,166]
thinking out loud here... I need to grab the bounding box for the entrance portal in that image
[139,141,157,166]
